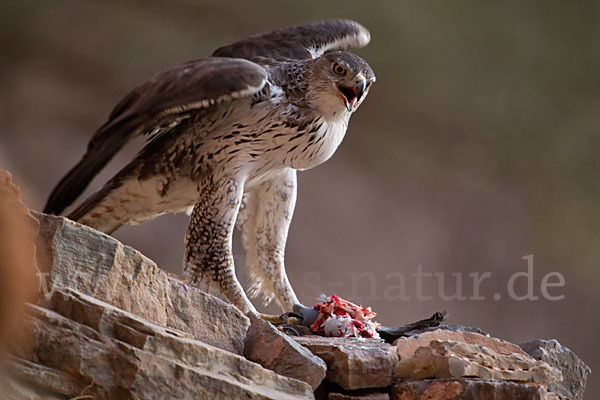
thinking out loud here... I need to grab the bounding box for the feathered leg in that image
[184,177,256,314]
[239,168,300,312]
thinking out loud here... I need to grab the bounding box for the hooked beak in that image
[338,75,367,112]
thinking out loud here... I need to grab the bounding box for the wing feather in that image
[44,57,267,215]
[45,19,371,215]
[212,19,370,65]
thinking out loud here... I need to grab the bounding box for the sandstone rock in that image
[394,339,561,384]
[397,324,488,338]
[294,336,397,390]
[34,212,249,355]
[520,339,591,400]
[390,378,560,400]
[5,356,88,398]
[5,185,587,399]
[8,289,314,400]
[394,328,528,360]
[245,313,327,390]
[329,391,390,400]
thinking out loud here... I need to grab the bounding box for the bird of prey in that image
[44,19,375,316]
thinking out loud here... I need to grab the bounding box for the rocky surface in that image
[390,378,560,400]
[328,391,390,400]
[245,313,327,390]
[294,336,397,391]
[520,339,591,400]
[34,212,249,355]
[0,188,590,399]
[395,339,562,383]
[6,288,313,399]
[394,329,528,360]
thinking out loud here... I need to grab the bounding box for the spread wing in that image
[44,58,267,215]
[45,19,371,215]
[212,19,371,65]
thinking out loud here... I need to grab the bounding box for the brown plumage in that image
[45,19,375,314]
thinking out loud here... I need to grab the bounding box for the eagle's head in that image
[307,51,375,119]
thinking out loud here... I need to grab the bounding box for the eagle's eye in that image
[332,63,347,76]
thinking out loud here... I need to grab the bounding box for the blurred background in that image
[1,1,598,396]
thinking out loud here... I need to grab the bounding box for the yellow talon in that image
[259,313,285,324]
[285,316,301,325]
[258,313,302,325]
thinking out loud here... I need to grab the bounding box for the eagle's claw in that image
[258,313,286,324]
[258,312,302,325]
[258,303,319,326]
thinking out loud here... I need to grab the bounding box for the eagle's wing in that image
[44,58,267,215]
[212,19,371,65]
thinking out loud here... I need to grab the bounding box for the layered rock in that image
[0,210,321,399]
[293,336,397,391]
[6,288,313,400]
[34,212,248,355]
[520,339,591,400]
[394,328,528,360]
[390,378,560,400]
[328,391,390,400]
[394,339,561,384]
[283,330,566,399]
[0,186,589,400]
[245,313,327,390]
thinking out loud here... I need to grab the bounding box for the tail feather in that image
[44,149,113,215]
[44,120,136,215]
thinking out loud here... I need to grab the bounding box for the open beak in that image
[338,75,367,112]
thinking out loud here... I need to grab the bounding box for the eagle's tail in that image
[44,149,112,215]
[43,120,136,215]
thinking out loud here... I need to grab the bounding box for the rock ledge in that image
[0,206,590,400]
